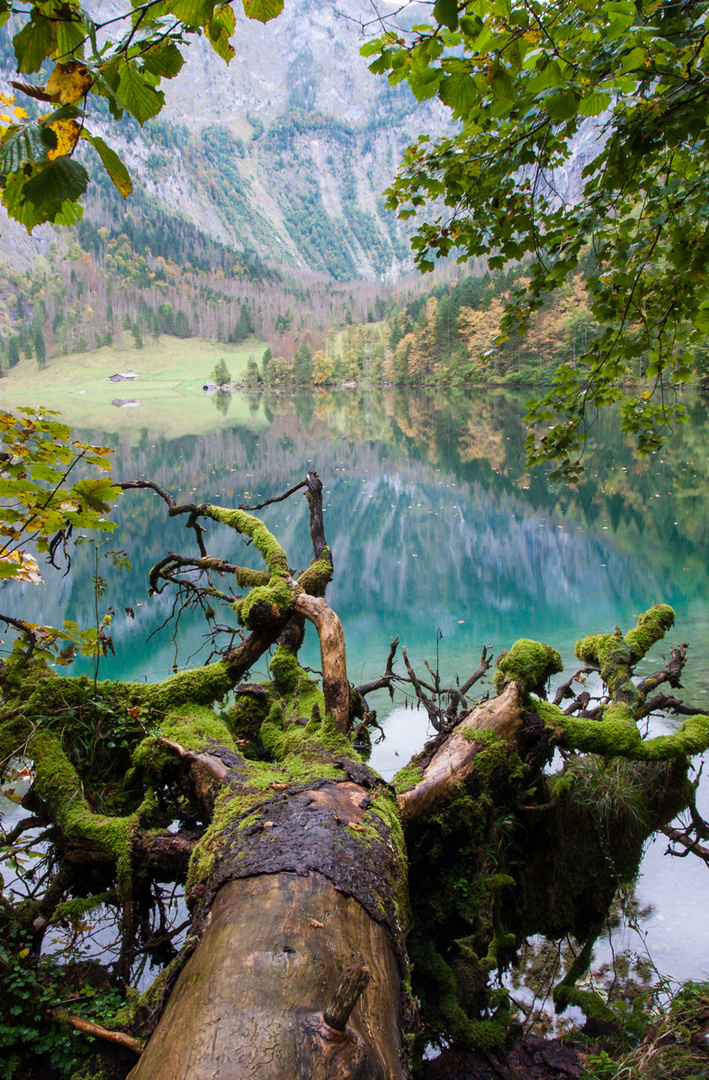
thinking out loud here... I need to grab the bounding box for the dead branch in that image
[0,613,37,667]
[636,644,688,701]
[305,469,331,566]
[50,1010,142,1055]
[402,645,444,731]
[446,645,494,714]
[237,478,307,511]
[659,824,709,866]
[397,682,523,823]
[553,668,592,707]
[294,594,350,732]
[147,552,249,597]
[355,637,401,698]
[119,481,207,554]
[324,962,371,1031]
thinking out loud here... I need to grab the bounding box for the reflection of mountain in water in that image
[19,388,709,687]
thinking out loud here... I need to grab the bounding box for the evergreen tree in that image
[131,322,143,349]
[174,310,190,338]
[244,358,261,388]
[293,341,314,386]
[34,327,46,369]
[7,338,20,368]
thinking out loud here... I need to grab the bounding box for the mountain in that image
[0,1,452,282]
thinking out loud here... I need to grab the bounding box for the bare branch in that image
[0,613,37,667]
[237,479,307,511]
[553,668,593,707]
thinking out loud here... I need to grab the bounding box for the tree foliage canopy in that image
[366,0,709,477]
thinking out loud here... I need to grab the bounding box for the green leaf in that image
[439,62,477,115]
[22,157,88,209]
[13,17,53,74]
[73,477,122,515]
[55,16,86,60]
[543,91,581,120]
[434,0,459,31]
[695,307,709,334]
[82,133,132,198]
[207,4,236,62]
[578,90,612,116]
[165,0,214,26]
[242,0,284,23]
[0,124,56,177]
[142,42,185,79]
[360,40,382,58]
[116,60,165,124]
[2,163,84,231]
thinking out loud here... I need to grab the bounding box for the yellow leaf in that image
[0,550,43,584]
[44,62,93,105]
[47,119,81,161]
[18,947,30,958]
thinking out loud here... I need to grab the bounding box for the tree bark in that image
[397,682,523,823]
[129,873,405,1080]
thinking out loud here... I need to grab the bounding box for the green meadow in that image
[0,335,268,437]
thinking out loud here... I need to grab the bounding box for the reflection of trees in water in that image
[25,387,709,672]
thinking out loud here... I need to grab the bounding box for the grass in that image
[0,335,268,438]
[583,980,709,1080]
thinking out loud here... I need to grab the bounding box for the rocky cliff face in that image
[0,3,602,282]
[10,0,437,281]
[130,0,451,280]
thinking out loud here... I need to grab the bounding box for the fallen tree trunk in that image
[130,873,404,1080]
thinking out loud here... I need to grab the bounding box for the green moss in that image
[234,578,294,628]
[624,603,675,662]
[553,938,616,1021]
[493,639,563,696]
[365,788,412,932]
[576,606,676,677]
[158,703,236,754]
[235,566,269,588]
[52,892,114,924]
[296,551,333,597]
[535,699,709,760]
[28,732,160,898]
[200,504,289,575]
[268,645,309,696]
[143,662,233,712]
[392,762,424,793]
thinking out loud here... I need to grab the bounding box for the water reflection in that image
[17,385,709,694]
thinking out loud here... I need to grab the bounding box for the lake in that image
[6,382,709,1005]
